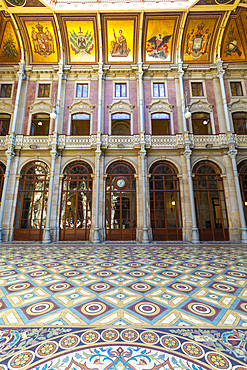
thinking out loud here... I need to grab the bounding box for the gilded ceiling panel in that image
[144,15,180,63]
[182,15,222,63]
[62,17,97,64]
[0,19,21,64]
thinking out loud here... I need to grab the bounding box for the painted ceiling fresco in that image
[4,0,45,7]
[196,0,235,5]
[0,17,21,63]
[21,17,59,64]
[1,9,247,65]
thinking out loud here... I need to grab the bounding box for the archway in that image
[149,161,182,241]
[105,161,136,240]
[60,161,93,241]
[193,161,229,241]
[14,161,49,241]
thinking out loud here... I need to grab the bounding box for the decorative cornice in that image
[68,100,95,115]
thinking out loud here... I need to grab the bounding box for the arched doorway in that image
[60,161,93,241]
[149,161,182,241]
[238,161,247,222]
[193,161,229,241]
[14,161,49,241]
[106,162,136,240]
[0,162,6,203]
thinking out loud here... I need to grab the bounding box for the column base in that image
[191,227,200,243]
[43,228,51,244]
[142,228,150,243]
[92,228,101,243]
[241,228,247,243]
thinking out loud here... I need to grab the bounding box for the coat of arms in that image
[186,22,211,59]
[70,28,94,55]
[146,33,172,60]
[31,23,54,57]
[225,24,242,57]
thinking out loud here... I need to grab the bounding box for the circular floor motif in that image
[160,335,180,350]
[169,282,195,292]
[28,271,48,277]
[71,263,87,267]
[206,352,231,369]
[8,351,35,369]
[128,271,146,277]
[59,334,80,349]
[182,342,204,358]
[0,270,16,277]
[208,263,227,268]
[154,263,170,268]
[225,271,247,278]
[26,301,54,316]
[121,329,139,342]
[43,263,60,267]
[48,283,72,292]
[193,271,214,278]
[187,302,216,317]
[129,283,153,292]
[81,330,100,344]
[181,263,198,268]
[140,331,159,344]
[95,271,114,277]
[7,282,32,292]
[36,341,58,358]
[239,302,247,313]
[63,270,80,277]
[160,271,180,278]
[210,283,236,293]
[135,302,160,316]
[81,302,107,316]
[126,263,142,267]
[15,263,33,267]
[101,329,119,342]
[90,283,112,292]
[232,366,247,370]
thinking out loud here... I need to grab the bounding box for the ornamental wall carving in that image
[146,100,174,114]
[0,100,14,114]
[228,99,247,113]
[68,101,95,115]
[188,99,213,113]
[107,100,134,115]
[29,100,53,114]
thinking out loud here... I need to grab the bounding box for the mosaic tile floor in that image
[0,242,246,369]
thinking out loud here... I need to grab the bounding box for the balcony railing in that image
[0,133,246,150]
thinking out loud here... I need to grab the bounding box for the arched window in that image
[151,113,170,135]
[232,112,247,135]
[192,112,211,135]
[71,113,90,135]
[193,161,228,241]
[0,113,10,136]
[14,161,49,241]
[31,113,50,135]
[111,113,130,135]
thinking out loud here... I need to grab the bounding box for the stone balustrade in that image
[0,134,247,151]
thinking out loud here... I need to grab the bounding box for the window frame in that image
[0,83,13,99]
[37,83,51,99]
[152,82,166,98]
[189,80,206,99]
[114,82,128,99]
[75,83,89,99]
[229,81,244,97]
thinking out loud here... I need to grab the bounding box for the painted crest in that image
[186,21,211,59]
[225,24,242,57]
[146,33,172,60]
[31,23,54,57]
[70,28,94,55]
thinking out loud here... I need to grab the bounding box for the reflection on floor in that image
[0,243,246,369]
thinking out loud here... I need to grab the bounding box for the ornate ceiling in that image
[0,0,247,65]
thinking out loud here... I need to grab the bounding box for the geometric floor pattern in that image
[0,242,247,369]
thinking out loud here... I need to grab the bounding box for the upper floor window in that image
[31,113,50,135]
[76,84,88,98]
[0,113,10,135]
[191,82,204,97]
[232,112,247,135]
[230,82,243,97]
[151,113,170,135]
[112,113,130,135]
[71,113,90,135]
[115,83,127,98]
[38,84,50,98]
[192,112,211,135]
[0,84,12,98]
[153,83,165,98]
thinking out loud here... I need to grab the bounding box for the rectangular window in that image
[38,84,50,98]
[230,82,243,96]
[115,83,127,98]
[153,83,165,98]
[191,82,204,97]
[0,84,12,98]
[76,84,88,98]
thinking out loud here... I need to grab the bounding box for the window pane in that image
[115,84,121,97]
[83,84,88,97]
[230,82,243,96]
[76,84,82,98]
[0,84,12,98]
[38,84,50,98]
[159,84,165,97]
[121,84,127,97]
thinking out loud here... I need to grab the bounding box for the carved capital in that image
[216,59,225,79]
[183,146,192,159]
[228,146,237,159]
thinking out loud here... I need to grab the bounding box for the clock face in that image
[116,178,126,188]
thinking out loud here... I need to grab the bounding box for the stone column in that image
[138,61,149,243]
[217,60,247,243]
[0,61,25,242]
[43,62,63,243]
[177,61,199,243]
[93,62,103,243]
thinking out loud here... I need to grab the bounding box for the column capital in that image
[216,59,225,79]
[177,60,184,77]
[228,146,238,159]
[17,61,26,80]
[183,146,192,159]
[57,61,64,79]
